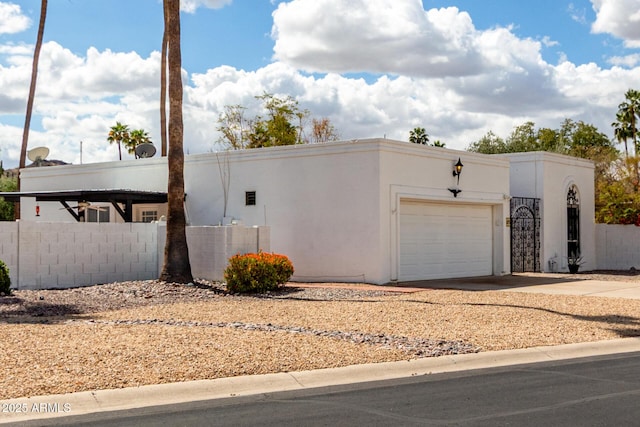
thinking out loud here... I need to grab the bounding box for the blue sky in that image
[1,0,639,167]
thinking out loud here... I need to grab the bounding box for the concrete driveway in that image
[398,272,640,299]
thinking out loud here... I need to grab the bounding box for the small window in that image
[141,210,158,223]
[86,206,110,223]
[245,191,256,206]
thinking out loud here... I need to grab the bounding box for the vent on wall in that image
[245,191,256,206]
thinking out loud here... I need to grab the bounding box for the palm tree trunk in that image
[633,113,639,192]
[16,0,47,219]
[160,9,168,157]
[160,0,193,283]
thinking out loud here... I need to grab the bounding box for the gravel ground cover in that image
[2,272,640,400]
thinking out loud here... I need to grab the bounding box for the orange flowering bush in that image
[224,252,294,293]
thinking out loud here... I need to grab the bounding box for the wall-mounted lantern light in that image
[448,188,462,197]
[452,158,463,184]
[35,204,40,217]
[448,158,464,198]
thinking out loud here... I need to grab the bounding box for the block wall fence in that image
[0,222,269,290]
[595,224,640,271]
[0,221,635,289]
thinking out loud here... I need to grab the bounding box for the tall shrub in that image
[224,252,294,293]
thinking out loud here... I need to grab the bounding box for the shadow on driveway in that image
[397,273,593,291]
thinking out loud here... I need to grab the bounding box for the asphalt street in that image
[17,351,640,427]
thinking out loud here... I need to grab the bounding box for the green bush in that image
[0,259,11,296]
[224,252,294,293]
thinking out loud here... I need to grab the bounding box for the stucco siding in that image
[596,224,640,270]
[503,152,595,273]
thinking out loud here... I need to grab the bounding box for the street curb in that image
[2,337,640,424]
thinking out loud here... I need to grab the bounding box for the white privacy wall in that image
[0,221,266,290]
[0,222,18,287]
[0,222,158,290]
[595,224,640,270]
[158,225,270,282]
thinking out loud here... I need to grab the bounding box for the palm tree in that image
[612,111,631,159]
[409,127,429,145]
[160,9,168,158]
[160,0,193,284]
[17,0,47,219]
[128,129,152,157]
[613,89,640,189]
[107,122,130,160]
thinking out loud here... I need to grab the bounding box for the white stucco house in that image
[8,138,595,285]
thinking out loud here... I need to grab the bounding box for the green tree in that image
[595,158,640,224]
[0,175,17,221]
[466,131,507,154]
[251,93,306,147]
[536,127,561,152]
[614,89,640,156]
[612,111,632,159]
[612,89,640,189]
[107,122,131,160]
[160,0,193,284]
[128,129,152,157]
[506,122,540,152]
[468,119,622,223]
[217,94,319,150]
[17,0,47,220]
[409,127,429,145]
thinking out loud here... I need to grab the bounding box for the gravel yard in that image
[2,273,640,400]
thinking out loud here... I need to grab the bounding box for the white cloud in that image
[0,42,165,166]
[540,36,559,48]
[608,53,640,67]
[180,0,233,13]
[272,1,488,77]
[270,0,571,122]
[591,0,640,47]
[568,3,588,25]
[0,2,30,34]
[2,0,640,170]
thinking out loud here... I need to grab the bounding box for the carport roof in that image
[0,189,168,222]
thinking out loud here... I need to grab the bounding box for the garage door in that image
[399,201,493,281]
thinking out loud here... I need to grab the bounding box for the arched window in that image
[567,185,580,258]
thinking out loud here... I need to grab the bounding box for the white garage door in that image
[399,201,493,281]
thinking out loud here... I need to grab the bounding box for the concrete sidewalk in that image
[2,337,640,425]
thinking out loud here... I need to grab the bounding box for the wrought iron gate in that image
[510,197,541,272]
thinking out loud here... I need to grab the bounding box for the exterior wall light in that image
[448,188,462,197]
[448,158,464,197]
[452,158,463,184]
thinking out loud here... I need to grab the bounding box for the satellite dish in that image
[27,146,50,163]
[135,143,156,159]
